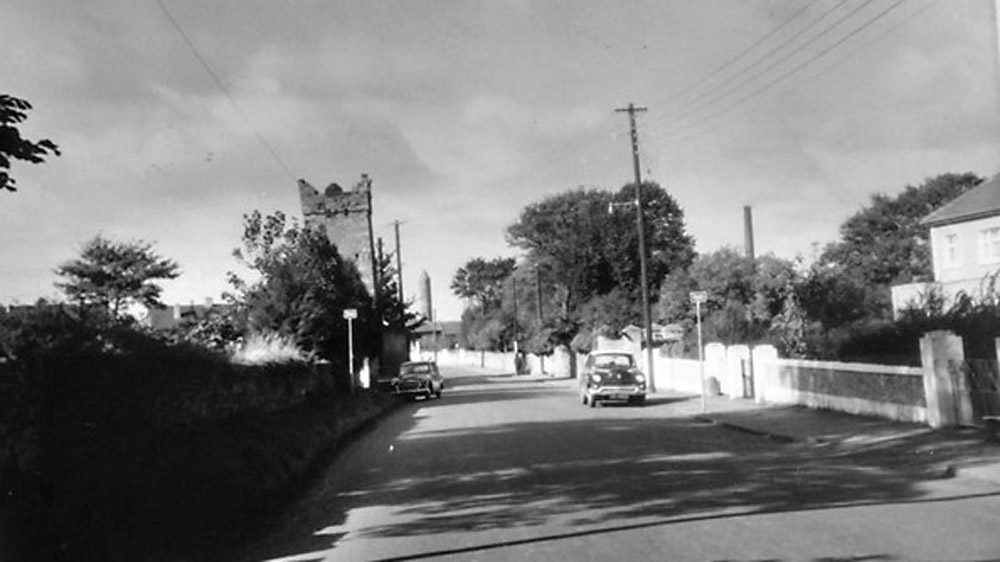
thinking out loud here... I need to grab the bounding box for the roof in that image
[412,321,462,336]
[923,174,1000,227]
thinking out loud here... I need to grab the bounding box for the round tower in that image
[417,270,432,321]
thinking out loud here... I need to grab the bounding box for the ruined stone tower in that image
[297,174,378,296]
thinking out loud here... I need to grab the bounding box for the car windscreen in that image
[400,364,432,374]
[592,355,633,368]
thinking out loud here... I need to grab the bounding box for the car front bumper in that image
[587,385,646,401]
[392,382,432,396]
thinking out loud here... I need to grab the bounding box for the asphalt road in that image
[232,366,1000,562]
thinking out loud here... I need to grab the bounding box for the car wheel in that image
[589,395,598,408]
[434,385,442,399]
[630,395,646,406]
[581,393,588,405]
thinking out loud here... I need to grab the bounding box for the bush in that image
[0,304,372,561]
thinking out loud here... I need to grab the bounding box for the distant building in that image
[144,299,235,331]
[412,321,462,351]
[297,174,377,297]
[892,173,1000,315]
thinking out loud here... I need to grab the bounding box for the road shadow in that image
[227,392,999,562]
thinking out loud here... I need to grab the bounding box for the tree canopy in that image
[819,172,982,287]
[658,247,797,345]
[450,257,516,312]
[228,210,373,360]
[506,182,695,314]
[55,235,180,319]
[1,94,60,193]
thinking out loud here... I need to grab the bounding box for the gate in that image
[954,359,1000,426]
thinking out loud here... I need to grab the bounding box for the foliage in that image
[228,210,373,361]
[0,94,60,193]
[525,314,579,354]
[795,263,881,328]
[54,235,180,321]
[376,246,425,332]
[0,299,381,560]
[506,182,695,315]
[574,288,639,336]
[818,172,981,287]
[658,248,798,345]
[165,305,245,351]
[451,257,516,312]
[229,332,310,365]
[459,307,512,351]
[770,291,809,358]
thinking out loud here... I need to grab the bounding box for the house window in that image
[943,233,960,267]
[979,227,1000,264]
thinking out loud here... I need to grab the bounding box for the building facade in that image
[892,174,1000,313]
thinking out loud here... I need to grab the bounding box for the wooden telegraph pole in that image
[615,103,656,393]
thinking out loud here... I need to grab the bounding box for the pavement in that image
[693,392,1000,487]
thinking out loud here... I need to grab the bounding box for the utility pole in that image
[615,102,656,393]
[393,220,404,313]
[535,265,544,325]
[535,264,545,374]
[511,274,519,357]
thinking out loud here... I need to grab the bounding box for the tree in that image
[820,172,982,287]
[375,243,424,331]
[657,247,798,345]
[1,94,60,193]
[506,182,695,317]
[55,235,180,320]
[450,257,516,312]
[228,210,373,361]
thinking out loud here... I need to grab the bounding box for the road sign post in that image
[690,291,708,412]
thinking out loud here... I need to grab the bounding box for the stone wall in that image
[655,342,929,424]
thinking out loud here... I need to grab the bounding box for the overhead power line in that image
[664,0,940,146]
[671,0,911,138]
[664,0,875,130]
[152,0,297,182]
[645,0,915,147]
[664,0,822,110]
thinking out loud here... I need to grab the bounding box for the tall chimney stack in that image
[743,205,755,261]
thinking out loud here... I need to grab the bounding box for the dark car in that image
[392,361,444,399]
[579,350,647,407]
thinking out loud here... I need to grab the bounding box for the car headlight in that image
[590,373,602,383]
[635,374,645,383]
[391,377,399,385]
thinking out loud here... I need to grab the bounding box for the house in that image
[892,173,1000,314]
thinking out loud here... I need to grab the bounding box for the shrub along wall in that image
[0,319,390,562]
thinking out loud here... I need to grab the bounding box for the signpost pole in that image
[344,308,358,392]
[690,291,707,413]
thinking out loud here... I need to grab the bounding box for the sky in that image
[3,0,1000,321]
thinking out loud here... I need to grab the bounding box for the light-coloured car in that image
[579,350,647,407]
[392,361,444,399]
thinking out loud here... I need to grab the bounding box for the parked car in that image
[392,361,444,399]
[579,350,646,407]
